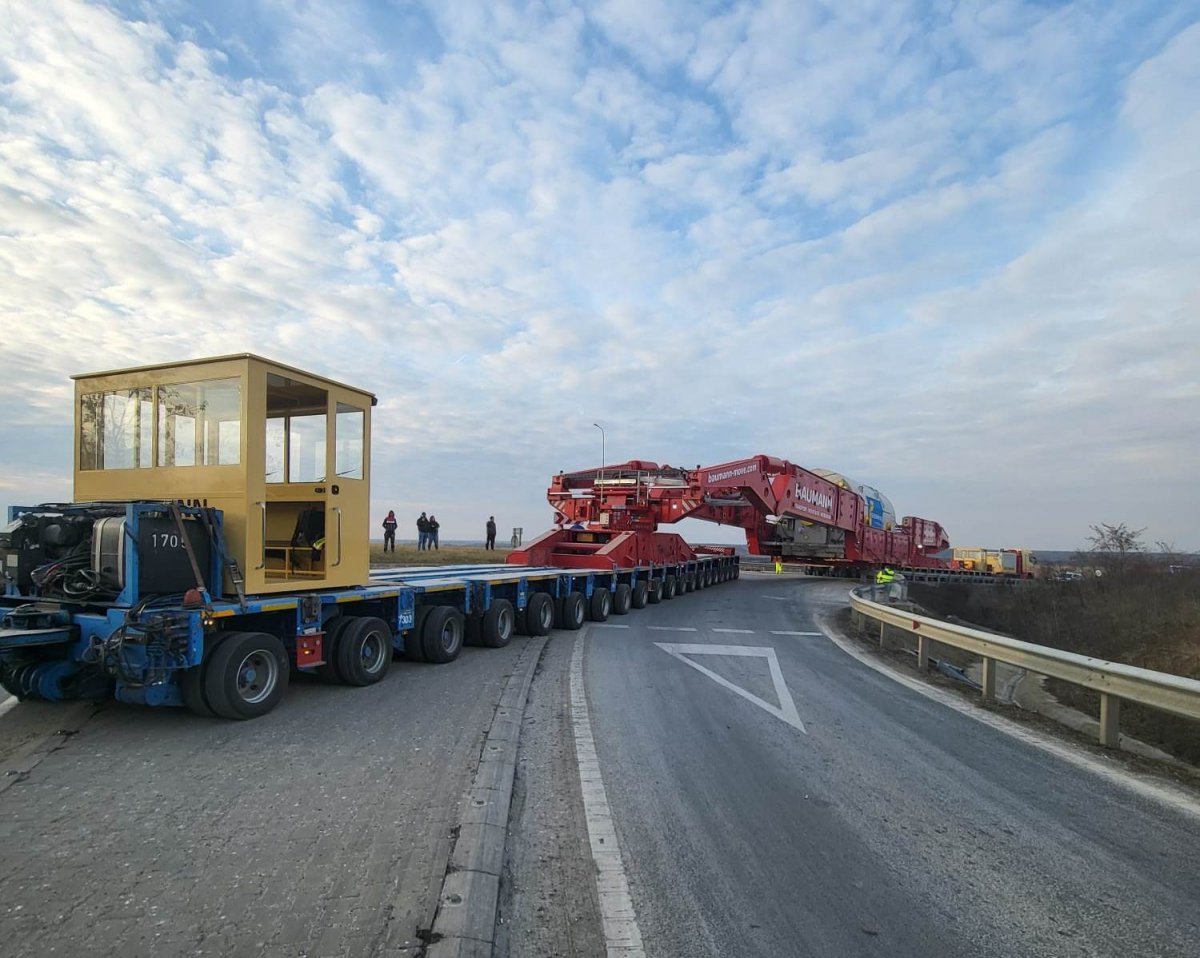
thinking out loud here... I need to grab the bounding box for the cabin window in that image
[335,403,364,480]
[266,373,327,484]
[79,388,154,470]
[157,378,242,467]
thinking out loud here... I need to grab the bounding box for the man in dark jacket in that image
[485,516,497,550]
[382,510,398,552]
[428,515,440,550]
[417,512,430,551]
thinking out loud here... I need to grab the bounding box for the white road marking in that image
[594,623,631,629]
[760,595,790,601]
[712,628,755,634]
[570,632,646,957]
[655,643,807,734]
[814,612,1200,823]
[646,625,698,632]
[770,630,822,636]
[0,695,18,718]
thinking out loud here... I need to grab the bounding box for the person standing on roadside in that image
[485,516,497,550]
[428,514,440,550]
[382,510,398,552]
[417,511,430,551]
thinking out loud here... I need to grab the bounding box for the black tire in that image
[336,617,393,686]
[180,632,227,717]
[555,592,586,630]
[589,588,612,622]
[481,599,515,648]
[681,573,693,593]
[613,584,632,615]
[318,616,354,680]
[406,607,433,662]
[647,579,662,604]
[203,631,289,720]
[734,564,740,579]
[631,581,649,609]
[663,575,677,599]
[422,607,465,664]
[525,593,554,636]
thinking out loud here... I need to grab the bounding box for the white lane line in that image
[594,623,631,629]
[814,612,1200,823]
[646,626,697,632]
[570,632,646,957]
[771,630,822,636]
[655,643,807,734]
[712,628,755,634]
[0,696,18,718]
[761,595,790,601]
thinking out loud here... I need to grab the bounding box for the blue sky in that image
[2,0,1199,551]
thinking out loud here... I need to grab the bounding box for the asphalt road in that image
[0,643,527,958]
[5,574,1198,958]
[579,574,1200,958]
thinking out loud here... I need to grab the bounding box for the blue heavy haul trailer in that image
[0,354,734,719]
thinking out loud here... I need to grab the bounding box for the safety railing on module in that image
[848,587,1200,749]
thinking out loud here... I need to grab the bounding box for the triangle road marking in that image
[654,643,807,734]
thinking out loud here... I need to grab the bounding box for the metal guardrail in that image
[848,586,1200,748]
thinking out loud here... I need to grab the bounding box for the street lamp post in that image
[592,422,605,487]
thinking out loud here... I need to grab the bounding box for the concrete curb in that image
[427,635,549,957]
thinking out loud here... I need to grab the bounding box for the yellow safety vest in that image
[875,568,895,584]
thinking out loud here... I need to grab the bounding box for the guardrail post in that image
[981,657,996,702]
[878,620,886,648]
[1099,694,1120,748]
[916,635,928,670]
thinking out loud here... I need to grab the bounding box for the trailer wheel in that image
[663,576,677,599]
[422,607,464,664]
[481,600,515,648]
[555,592,586,630]
[525,592,554,635]
[406,607,433,662]
[612,584,632,615]
[733,564,740,579]
[203,631,289,720]
[336,617,393,686]
[631,582,649,609]
[181,632,227,717]
[647,579,662,604]
[587,588,610,622]
[318,616,354,681]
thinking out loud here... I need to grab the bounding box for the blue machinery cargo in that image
[0,355,737,719]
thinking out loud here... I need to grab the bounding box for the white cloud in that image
[1,1,1198,552]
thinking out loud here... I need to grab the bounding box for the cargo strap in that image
[167,502,210,610]
[200,507,247,612]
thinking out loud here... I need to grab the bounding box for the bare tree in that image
[1086,522,1146,574]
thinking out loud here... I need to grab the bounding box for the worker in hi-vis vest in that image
[874,565,896,600]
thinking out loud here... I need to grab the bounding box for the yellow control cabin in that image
[73,354,375,595]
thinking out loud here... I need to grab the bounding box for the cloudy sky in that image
[2,0,1198,551]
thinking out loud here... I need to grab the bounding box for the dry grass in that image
[910,572,1200,764]
[370,543,509,567]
